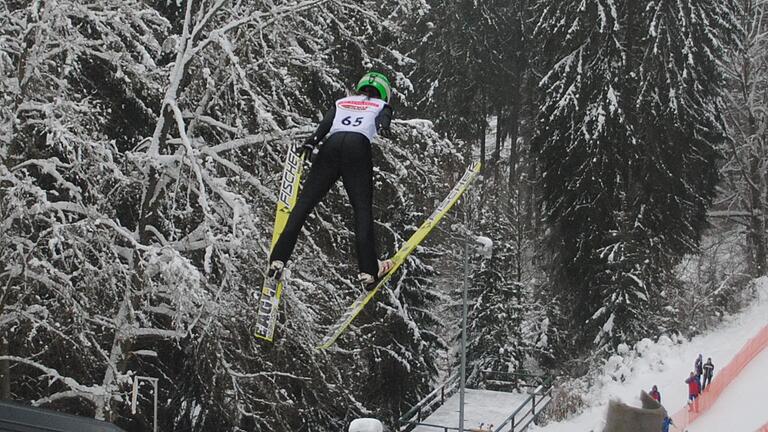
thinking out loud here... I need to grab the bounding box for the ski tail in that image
[316,161,482,350]
[254,146,306,342]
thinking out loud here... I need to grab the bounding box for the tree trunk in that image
[493,107,504,183]
[746,115,767,276]
[479,121,486,170]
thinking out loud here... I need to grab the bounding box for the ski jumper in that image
[270,95,393,276]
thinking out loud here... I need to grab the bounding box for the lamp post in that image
[457,196,493,432]
[131,375,159,432]
[459,206,470,432]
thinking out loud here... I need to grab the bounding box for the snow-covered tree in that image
[719,0,768,278]
[404,0,531,162]
[534,0,738,351]
[458,174,548,386]
[397,3,562,397]
[466,243,526,385]
[1,0,456,429]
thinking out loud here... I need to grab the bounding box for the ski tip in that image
[316,336,336,351]
[316,323,349,350]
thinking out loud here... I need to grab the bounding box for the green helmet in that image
[356,71,392,102]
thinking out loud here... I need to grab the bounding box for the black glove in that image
[295,139,315,159]
[377,126,392,139]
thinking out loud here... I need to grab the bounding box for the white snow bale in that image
[474,235,493,258]
[349,418,384,432]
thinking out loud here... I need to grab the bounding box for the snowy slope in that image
[412,389,526,432]
[530,278,768,432]
[686,348,768,432]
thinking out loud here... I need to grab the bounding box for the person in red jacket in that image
[685,371,700,404]
[649,385,661,403]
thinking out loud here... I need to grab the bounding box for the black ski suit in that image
[702,360,714,390]
[269,98,393,276]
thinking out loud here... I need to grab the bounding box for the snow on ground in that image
[411,388,527,432]
[530,278,768,432]
[687,347,768,432]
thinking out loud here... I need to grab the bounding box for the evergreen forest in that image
[1,0,765,430]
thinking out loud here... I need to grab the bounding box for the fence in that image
[479,370,549,393]
[398,372,461,431]
[398,371,553,432]
[491,377,554,432]
[670,324,768,429]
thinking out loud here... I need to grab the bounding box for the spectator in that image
[662,416,674,432]
[702,357,714,391]
[694,354,704,388]
[685,371,700,404]
[649,385,661,403]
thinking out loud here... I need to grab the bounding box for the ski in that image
[317,161,482,350]
[254,145,306,342]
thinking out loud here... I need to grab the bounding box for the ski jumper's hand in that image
[298,106,336,162]
[377,126,392,139]
[295,140,315,159]
[375,105,393,139]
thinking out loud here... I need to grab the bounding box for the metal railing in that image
[479,370,549,393]
[398,371,554,432]
[493,376,554,432]
[398,372,461,431]
[400,421,463,432]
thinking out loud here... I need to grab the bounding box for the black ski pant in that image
[270,132,378,276]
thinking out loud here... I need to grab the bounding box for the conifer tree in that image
[466,228,527,385]
[534,0,738,350]
[405,0,527,155]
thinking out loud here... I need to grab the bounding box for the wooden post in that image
[0,337,10,399]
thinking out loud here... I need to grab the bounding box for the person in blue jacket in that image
[662,416,674,432]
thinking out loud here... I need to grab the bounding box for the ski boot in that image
[267,260,285,281]
[357,259,394,291]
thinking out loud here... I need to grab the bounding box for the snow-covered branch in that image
[0,356,106,404]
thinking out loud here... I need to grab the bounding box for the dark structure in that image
[0,401,125,432]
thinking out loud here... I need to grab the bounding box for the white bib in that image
[328,95,386,141]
